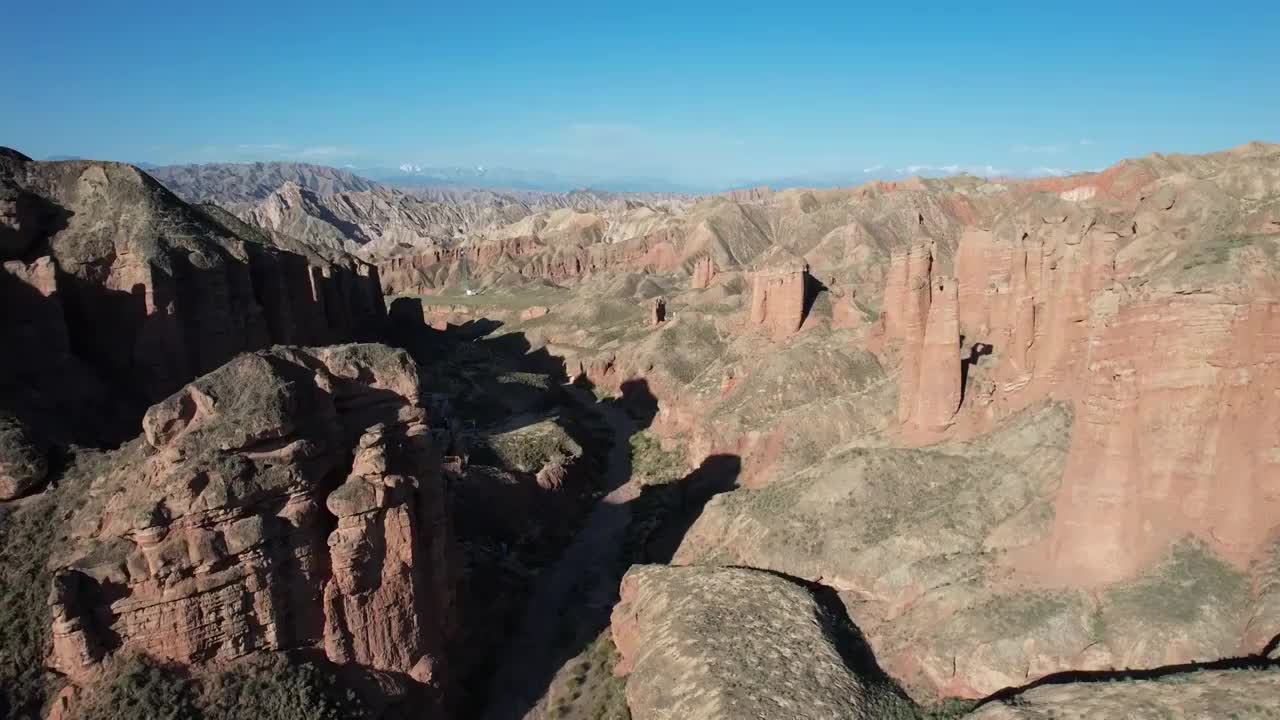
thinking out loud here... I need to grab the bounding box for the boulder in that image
[519,305,550,321]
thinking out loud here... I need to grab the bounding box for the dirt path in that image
[480,387,639,720]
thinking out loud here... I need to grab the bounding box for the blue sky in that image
[5,1,1277,189]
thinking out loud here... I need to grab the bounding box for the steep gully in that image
[480,385,639,720]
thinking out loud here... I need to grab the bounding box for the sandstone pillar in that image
[913,276,962,431]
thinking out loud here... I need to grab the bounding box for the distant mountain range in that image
[146,162,381,202]
[62,154,1051,195]
[358,164,709,194]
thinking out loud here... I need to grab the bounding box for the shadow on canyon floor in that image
[385,303,753,719]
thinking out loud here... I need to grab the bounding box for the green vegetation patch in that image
[1105,537,1249,625]
[496,371,554,391]
[588,301,645,328]
[1180,233,1279,270]
[0,446,109,719]
[0,493,61,719]
[628,431,686,486]
[473,418,582,474]
[654,316,727,386]
[977,591,1081,639]
[77,654,366,720]
[546,631,631,720]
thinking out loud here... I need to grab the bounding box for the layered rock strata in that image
[48,344,455,711]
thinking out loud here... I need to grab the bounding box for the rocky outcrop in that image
[48,344,455,712]
[2,255,67,353]
[611,565,918,720]
[0,412,46,499]
[689,255,717,289]
[0,151,386,420]
[377,250,448,296]
[648,297,666,326]
[518,305,550,321]
[748,263,810,339]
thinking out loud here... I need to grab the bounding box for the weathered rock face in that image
[0,151,386,420]
[748,263,809,339]
[911,276,962,432]
[888,254,962,438]
[1046,297,1280,583]
[611,565,918,720]
[879,156,1280,584]
[48,344,455,710]
[374,226,686,297]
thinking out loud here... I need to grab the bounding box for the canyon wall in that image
[885,183,1280,582]
[0,150,385,454]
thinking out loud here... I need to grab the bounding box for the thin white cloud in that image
[862,164,883,173]
[1032,166,1071,176]
[896,163,1005,177]
[298,146,356,159]
[970,165,1006,176]
[1013,143,1067,154]
[1079,138,1094,146]
[187,143,362,164]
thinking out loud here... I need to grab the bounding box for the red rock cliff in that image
[48,344,456,711]
[887,179,1280,583]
